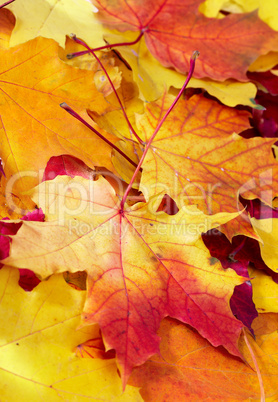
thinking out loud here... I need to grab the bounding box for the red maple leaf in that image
[92,0,278,80]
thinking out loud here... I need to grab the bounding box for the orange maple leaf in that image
[134,93,278,238]
[91,0,278,81]
[0,36,121,195]
[129,316,278,401]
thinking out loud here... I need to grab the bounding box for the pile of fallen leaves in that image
[1,0,278,400]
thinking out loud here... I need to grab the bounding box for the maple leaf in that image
[0,36,121,195]
[2,1,278,399]
[6,0,111,49]
[0,266,142,401]
[91,0,278,81]
[2,174,244,386]
[128,316,278,401]
[99,30,258,107]
[129,92,278,238]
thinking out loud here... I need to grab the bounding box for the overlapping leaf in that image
[248,267,278,313]
[0,8,15,50]
[202,231,259,333]
[200,0,278,31]
[131,93,278,238]
[0,266,141,401]
[128,316,278,401]
[1,0,278,399]
[251,217,278,273]
[2,174,244,385]
[7,0,110,48]
[100,31,258,106]
[0,36,121,194]
[92,0,278,81]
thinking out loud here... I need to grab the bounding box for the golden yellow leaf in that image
[200,0,278,31]
[7,0,110,48]
[111,140,142,187]
[0,189,35,219]
[199,0,258,17]
[259,0,278,31]
[0,36,120,196]
[59,36,123,99]
[250,217,278,272]
[248,267,278,313]
[248,51,278,72]
[0,266,142,401]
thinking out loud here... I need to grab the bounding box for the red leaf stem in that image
[67,31,144,59]
[0,0,15,8]
[60,103,138,169]
[120,51,199,209]
[70,34,144,145]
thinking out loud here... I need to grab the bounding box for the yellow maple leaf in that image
[0,266,142,401]
[7,0,110,48]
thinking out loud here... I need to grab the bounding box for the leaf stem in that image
[70,34,144,145]
[0,158,5,177]
[67,31,144,59]
[120,51,199,210]
[60,103,138,169]
[0,0,16,8]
